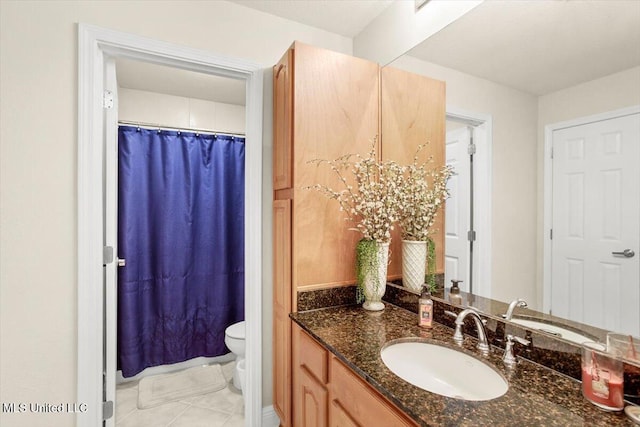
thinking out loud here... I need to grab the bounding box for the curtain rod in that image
[118,120,246,138]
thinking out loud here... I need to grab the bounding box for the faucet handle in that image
[510,335,530,347]
[444,310,458,319]
[444,311,465,344]
[503,334,531,366]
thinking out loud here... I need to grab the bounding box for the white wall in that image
[535,66,640,308]
[0,2,351,426]
[119,87,246,134]
[391,55,540,307]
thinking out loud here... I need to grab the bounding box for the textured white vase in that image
[362,242,390,311]
[402,240,427,292]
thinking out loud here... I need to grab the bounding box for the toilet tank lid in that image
[226,321,245,339]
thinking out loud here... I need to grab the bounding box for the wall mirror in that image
[384,0,640,342]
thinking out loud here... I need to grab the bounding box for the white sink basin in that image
[510,318,593,345]
[381,341,508,401]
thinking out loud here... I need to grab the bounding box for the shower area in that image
[113,59,247,426]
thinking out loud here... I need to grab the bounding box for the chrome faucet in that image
[448,308,491,355]
[503,298,528,321]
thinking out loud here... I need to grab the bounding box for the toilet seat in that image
[225,321,245,340]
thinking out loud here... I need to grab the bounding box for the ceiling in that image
[406,0,640,95]
[116,58,247,105]
[229,0,393,37]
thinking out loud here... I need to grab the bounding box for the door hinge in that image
[103,246,114,265]
[467,143,476,155]
[550,229,553,240]
[550,147,554,159]
[103,90,114,109]
[467,230,476,241]
[102,400,114,421]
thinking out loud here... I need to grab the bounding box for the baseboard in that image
[262,405,280,427]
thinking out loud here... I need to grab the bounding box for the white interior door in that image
[103,57,119,427]
[551,113,640,336]
[445,126,471,292]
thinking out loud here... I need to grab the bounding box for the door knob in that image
[612,249,635,258]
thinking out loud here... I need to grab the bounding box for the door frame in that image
[77,24,264,426]
[446,106,493,298]
[542,105,640,313]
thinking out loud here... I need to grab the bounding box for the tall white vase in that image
[362,242,390,311]
[402,240,427,292]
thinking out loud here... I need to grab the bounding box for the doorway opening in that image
[113,59,248,425]
[77,24,264,427]
[445,108,492,299]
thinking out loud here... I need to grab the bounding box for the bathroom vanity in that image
[290,303,634,426]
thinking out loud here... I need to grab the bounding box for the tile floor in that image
[115,363,244,427]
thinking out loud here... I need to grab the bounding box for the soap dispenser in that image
[418,285,433,329]
[449,280,463,305]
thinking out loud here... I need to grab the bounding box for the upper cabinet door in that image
[274,49,294,191]
[381,66,446,277]
[292,42,380,288]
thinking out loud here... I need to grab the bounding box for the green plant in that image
[425,237,437,293]
[355,239,379,303]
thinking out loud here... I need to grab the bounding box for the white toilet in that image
[224,321,246,391]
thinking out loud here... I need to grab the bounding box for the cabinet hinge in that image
[103,90,114,109]
[467,230,476,242]
[102,401,113,421]
[103,246,114,265]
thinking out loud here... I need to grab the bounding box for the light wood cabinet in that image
[273,42,379,426]
[273,199,292,424]
[273,49,293,191]
[292,324,417,427]
[290,42,380,290]
[329,356,417,427]
[381,65,446,277]
[273,43,445,426]
[293,325,329,427]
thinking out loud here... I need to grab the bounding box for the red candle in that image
[581,364,624,410]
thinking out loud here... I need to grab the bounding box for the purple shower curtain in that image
[117,126,245,378]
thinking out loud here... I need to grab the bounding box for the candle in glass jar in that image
[581,342,624,411]
[581,364,624,410]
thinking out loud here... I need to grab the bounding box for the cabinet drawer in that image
[329,356,417,427]
[296,326,328,384]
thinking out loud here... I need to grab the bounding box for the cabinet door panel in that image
[273,200,292,425]
[292,42,380,288]
[381,66,446,278]
[299,367,328,427]
[273,49,293,190]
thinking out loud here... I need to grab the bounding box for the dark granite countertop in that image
[291,304,634,426]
